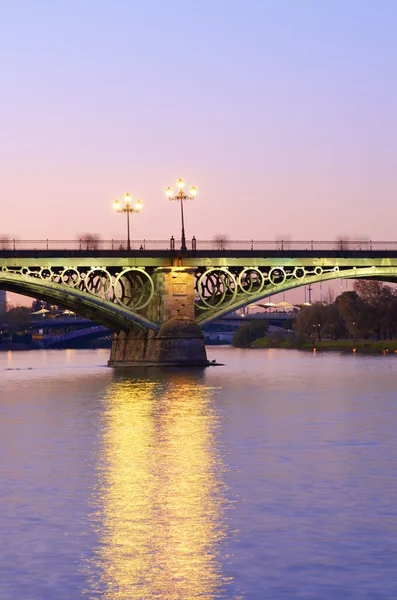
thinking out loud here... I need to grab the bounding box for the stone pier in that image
[108,266,209,367]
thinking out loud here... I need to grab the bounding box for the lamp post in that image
[113,193,142,251]
[166,178,197,251]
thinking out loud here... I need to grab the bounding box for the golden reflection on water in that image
[85,373,226,599]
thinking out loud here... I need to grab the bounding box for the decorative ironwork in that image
[196,268,238,309]
[2,256,397,331]
[0,265,155,312]
[195,265,340,312]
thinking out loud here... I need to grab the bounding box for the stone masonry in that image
[108,266,209,367]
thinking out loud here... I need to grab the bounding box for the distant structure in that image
[0,290,6,315]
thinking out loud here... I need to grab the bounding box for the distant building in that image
[0,290,6,315]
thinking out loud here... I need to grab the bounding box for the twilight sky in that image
[1,0,397,244]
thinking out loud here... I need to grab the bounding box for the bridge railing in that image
[0,239,170,251]
[1,238,397,251]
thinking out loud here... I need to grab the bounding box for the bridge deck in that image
[2,249,397,268]
[2,249,397,258]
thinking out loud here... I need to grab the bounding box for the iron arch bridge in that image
[195,264,397,325]
[1,247,397,331]
[0,265,157,331]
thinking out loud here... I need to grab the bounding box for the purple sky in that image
[1,0,397,244]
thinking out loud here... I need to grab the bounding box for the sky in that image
[1,0,397,246]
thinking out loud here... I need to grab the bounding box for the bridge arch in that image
[196,266,397,326]
[0,272,157,332]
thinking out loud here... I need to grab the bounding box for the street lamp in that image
[113,193,142,251]
[166,178,197,251]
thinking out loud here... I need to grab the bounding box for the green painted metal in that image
[3,252,397,269]
[197,266,397,326]
[0,272,157,331]
[2,253,397,332]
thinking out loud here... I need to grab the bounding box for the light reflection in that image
[85,373,227,598]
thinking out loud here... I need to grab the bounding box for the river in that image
[1,347,397,599]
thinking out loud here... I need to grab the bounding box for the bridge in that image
[40,325,110,349]
[1,240,397,365]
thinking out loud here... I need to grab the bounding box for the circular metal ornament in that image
[238,268,265,295]
[85,268,113,298]
[39,267,53,280]
[268,267,286,286]
[61,268,81,288]
[196,268,238,309]
[114,268,154,311]
[293,267,305,279]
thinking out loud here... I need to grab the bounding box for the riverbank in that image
[251,336,397,353]
[0,341,41,351]
[0,340,112,351]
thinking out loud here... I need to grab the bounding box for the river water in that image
[1,347,397,599]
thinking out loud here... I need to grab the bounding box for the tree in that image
[295,281,397,342]
[353,280,385,306]
[232,320,269,348]
[4,306,32,333]
[353,280,396,339]
[385,294,397,339]
[335,291,368,338]
[320,303,347,339]
[294,302,347,340]
[30,299,51,312]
